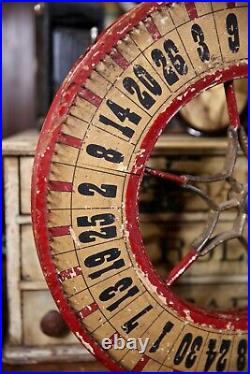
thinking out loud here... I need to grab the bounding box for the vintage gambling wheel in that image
[32,2,248,372]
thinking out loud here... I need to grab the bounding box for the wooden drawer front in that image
[173,283,248,311]
[21,224,44,281]
[20,157,33,214]
[23,291,78,346]
[141,220,247,278]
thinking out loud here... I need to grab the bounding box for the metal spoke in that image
[145,167,187,185]
[165,249,198,286]
[239,125,248,157]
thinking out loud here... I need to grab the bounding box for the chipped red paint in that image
[58,266,82,282]
[132,355,150,371]
[227,3,236,9]
[110,49,130,70]
[48,225,70,238]
[48,181,73,192]
[165,249,198,286]
[78,87,102,108]
[78,302,99,318]
[144,17,161,40]
[58,133,82,149]
[185,3,198,20]
[145,167,187,185]
[31,1,248,371]
[224,80,241,129]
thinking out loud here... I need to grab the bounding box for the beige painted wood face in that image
[43,3,247,371]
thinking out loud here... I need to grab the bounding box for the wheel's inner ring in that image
[138,78,248,316]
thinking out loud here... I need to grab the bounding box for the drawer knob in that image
[40,310,69,337]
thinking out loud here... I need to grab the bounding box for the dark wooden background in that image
[3,2,36,138]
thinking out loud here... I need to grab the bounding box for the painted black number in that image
[123,65,162,110]
[78,182,117,198]
[149,321,174,353]
[84,247,125,280]
[174,333,203,368]
[174,333,193,365]
[77,213,117,243]
[216,339,231,372]
[204,339,217,371]
[191,24,210,62]
[99,277,139,312]
[237,339,247,371]
[185,336,203,368]
[151,39,187,86]
[99,100,141,139]
[226,13,240,53]
[86,144,124,164]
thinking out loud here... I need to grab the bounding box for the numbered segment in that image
[110,293,163,339]
[72,167,125,209]
[142,310,183,363]
[178,15,221,74]
[144,29,196,93]
[115,54,171,117]
[77,126,135,173]
[77,239,132,288]
[196,332,234,372]
[229,334,248,372]
[169,325,209,371]
[70,208,123,249]
[91,87,151,143]
[214,7,248,62]
[90,268,145,318]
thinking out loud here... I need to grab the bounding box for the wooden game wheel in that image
[32,2,248,372]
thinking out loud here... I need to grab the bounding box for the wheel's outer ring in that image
[32,2,248,371]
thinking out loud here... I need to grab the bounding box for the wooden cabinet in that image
[3,130,92,363]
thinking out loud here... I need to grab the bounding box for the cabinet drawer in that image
[20,157,33,214]
[173,283,248,311]
[23,290,78,346]
[21,224,44,281]
[141,220,247,278]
